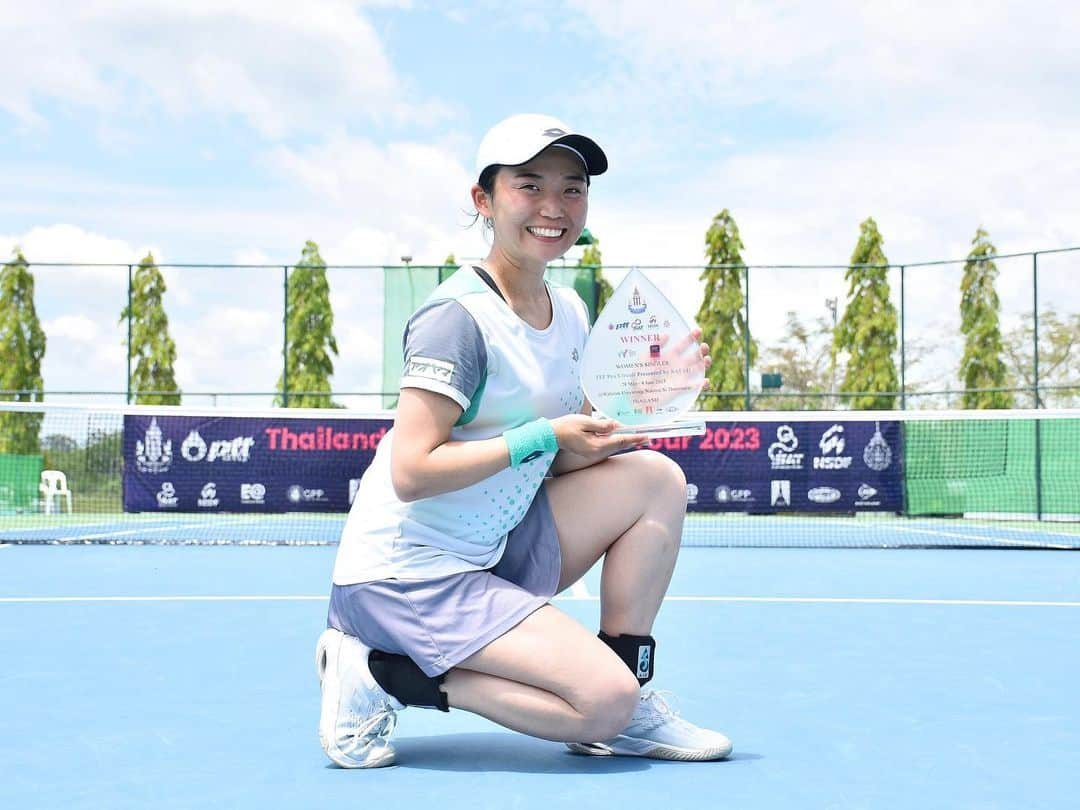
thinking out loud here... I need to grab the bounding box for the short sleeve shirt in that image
[332,268,589,585]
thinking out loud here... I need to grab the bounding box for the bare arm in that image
[391,388,649,501]
[390,388,508,502]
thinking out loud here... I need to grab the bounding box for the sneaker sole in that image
[566,738,733,762]
[315,629,396,769]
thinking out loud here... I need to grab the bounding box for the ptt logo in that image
[181,429,254,463]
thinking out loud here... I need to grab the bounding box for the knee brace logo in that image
[636,646,652,679]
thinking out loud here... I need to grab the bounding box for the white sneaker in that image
[567,690,733,761]
[315,628,404,768]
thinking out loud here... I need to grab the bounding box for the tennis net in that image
[0,401,1077,548]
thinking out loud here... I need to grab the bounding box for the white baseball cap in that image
[475,113,608,178]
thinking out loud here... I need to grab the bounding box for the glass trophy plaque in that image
[580,268,707,437]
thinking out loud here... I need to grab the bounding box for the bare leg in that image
[546,450,687,635]
[436,451,684,741]
[442,604,639,742]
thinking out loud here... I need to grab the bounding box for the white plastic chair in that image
[39,470,73,514]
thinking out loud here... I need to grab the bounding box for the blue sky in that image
[2,1,1078,405]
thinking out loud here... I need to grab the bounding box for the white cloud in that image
[267,133,486,264]
[0,0,442,138]
[41,315,100,343]
[566,0,1080,116]
[0,224,157,272]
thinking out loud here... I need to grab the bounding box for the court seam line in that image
[2,594,1078,607]
[890,523,1075,550]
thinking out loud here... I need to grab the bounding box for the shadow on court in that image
[373,733,758,773]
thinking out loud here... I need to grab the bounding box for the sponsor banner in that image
[124,414,389,513]
[652,420,903,513]
[125,415,902,515]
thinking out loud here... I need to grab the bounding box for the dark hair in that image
[478,164,499,197]
[468,165,500,230]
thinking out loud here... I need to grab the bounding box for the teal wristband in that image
[504,418,559,467]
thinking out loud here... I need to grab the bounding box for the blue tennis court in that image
[2,543,1077,809]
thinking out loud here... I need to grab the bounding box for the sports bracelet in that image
[503,418,560,467]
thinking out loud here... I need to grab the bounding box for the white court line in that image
[569,579,590,598]
[61,516,278,542]
[2,594,1078,607]
[890,523,1076,550]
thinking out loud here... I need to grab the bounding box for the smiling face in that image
[473,146,589,269]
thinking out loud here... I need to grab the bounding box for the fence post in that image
[1032,252,1040,408]
[743,265,751,410]
[899,264,906,410]
[592,265,599,323]
[126,264,133,405]
[282,265,289,408]
[1032,252,1043,520]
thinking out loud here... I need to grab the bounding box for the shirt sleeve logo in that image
[404,356,455,383]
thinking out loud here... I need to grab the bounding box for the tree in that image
[833,217,898,409]
[576,239,613,315]
[0,248,47,454]
[119,252,180,405]
[1003,308,1080,407]
[758,312,837,410]
[441,253,460,282]
[696,209,756,410]
[276,240,339,408]
[958,228,1013,409]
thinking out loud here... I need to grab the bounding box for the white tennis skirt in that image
[326,484,561,677]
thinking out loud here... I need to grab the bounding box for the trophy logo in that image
[135,417,172,473]
[627,286,647,314]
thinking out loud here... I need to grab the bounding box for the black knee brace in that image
[368,651,449,712]
[599,631,656,686]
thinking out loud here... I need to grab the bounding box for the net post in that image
[126,264,133,405]
[743,264,751,411]
[282,265,289,408]
[899,264,906,410]
[1035,413,1044,521]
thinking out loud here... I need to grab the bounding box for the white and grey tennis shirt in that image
[332,267,589,585]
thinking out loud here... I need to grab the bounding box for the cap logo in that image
[542,127,567,137]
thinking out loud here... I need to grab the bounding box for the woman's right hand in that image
[550,414,648,463]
